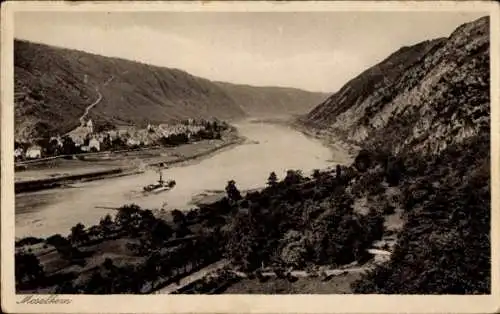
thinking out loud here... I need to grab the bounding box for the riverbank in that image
[15,121,338,238]
[288,118,360,160]
[15,133,246,194]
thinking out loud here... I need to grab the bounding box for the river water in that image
[15,121,350,238]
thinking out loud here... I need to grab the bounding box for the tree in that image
[61,135,78,155]
[386,156,405,186]
[46,234,81,262]
[312,169,321,180]
[150,220,173,245]
[70,222,88,245]
[15,252,45,285]
[267,172,278,187]
[225,180,242,202]
[115,204,142,232]
[284,170,303,185]
[138,209,157,230]
[87,225,102,240]
[280,230,307,268]
[46,138,60,156]
[225,212,260,271]
[336,165,342,178]
[171,209,186,226]
[103,258,115,271]
[354,149,372,172]
[99,214,114,237]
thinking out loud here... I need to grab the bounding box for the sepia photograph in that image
[1,1,499,313]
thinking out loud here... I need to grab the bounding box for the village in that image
[14,118,229,161]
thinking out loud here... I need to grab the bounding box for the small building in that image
[14,148,24,160]
[107,130,118,141]
[26,145,42,159]
[89,138,100,151]
[86,119,94,133]
[127,138,141,147]
[73,137,84,147]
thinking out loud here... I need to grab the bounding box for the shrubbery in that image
[352,134,490,294]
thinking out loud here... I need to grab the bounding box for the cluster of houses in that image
[15,145,41,160]
[157,122,205,139]
[15,118,225,161]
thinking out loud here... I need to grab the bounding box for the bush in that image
[15,252,45,285]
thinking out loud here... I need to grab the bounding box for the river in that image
[15,121,350,239]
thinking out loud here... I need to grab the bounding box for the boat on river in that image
[143,167,176,194]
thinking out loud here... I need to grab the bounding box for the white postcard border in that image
[2,1,500,313]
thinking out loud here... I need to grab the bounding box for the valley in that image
[13,15,491,296]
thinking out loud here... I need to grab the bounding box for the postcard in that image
[1,1,499,313]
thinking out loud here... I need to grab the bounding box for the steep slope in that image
[215,82,329,117]
[303,16,491,294]
[304,16,489,157]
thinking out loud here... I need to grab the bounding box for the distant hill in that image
[14,40,324,141]
[215,82,329,117]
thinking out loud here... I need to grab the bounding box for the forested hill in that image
[14,40,325,141]
[302,16,491,294]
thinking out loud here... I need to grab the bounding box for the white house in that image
[127,138,141,147]
[26,145,42,159]
[89,138,100,151]
[86,119,94,133]
[107,130,118,141]
[14,148,24,160]
[73,137,84,147]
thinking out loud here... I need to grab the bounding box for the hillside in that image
[302,16,491,293]
[304,16,489,157]
[14,40,324,141]
[215,82,328,117]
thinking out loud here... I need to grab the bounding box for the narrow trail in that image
[152,254,384,295]
[78,75,116,127]
[78,88,103,127]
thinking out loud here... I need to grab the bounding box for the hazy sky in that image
[15,11,486,92]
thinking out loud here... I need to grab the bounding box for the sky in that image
[14,11,486,93]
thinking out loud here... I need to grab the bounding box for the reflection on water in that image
[15,122,348,238]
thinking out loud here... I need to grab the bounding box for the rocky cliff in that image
[304,16,489,157]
